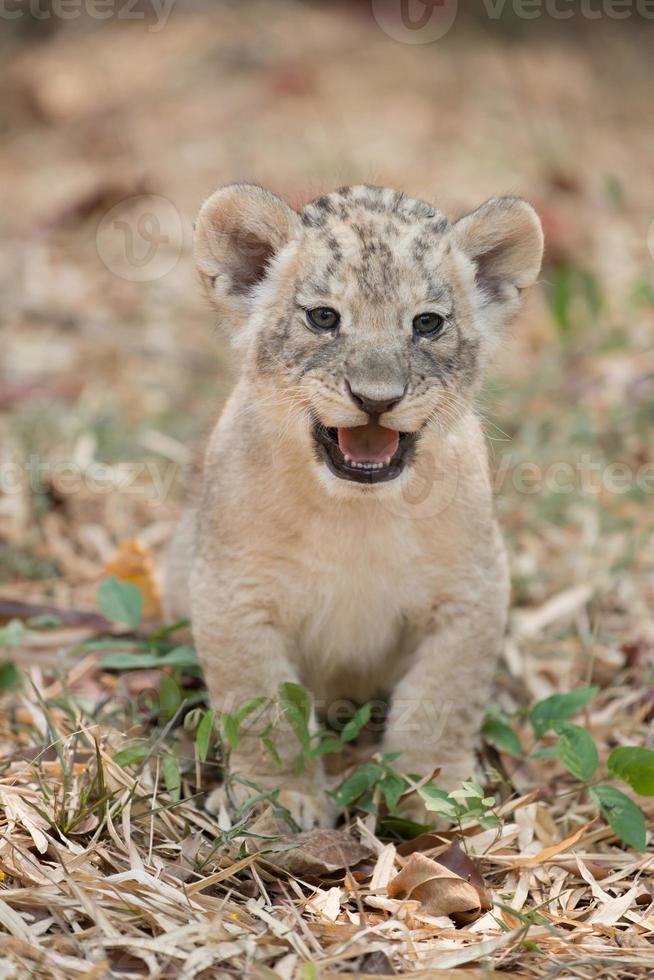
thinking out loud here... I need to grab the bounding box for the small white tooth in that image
[344,454,351,463]
[383,457,391,466]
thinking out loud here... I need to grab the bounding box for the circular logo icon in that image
[371,0,458,44]
[378,443,461,521]
[96,194,184,282]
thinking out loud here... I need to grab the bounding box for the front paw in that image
[206,780,335,832]
[276,788,337,830]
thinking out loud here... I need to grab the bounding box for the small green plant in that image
[418,780,501,831]
[0,619,25,692]
[547,263,603,342]
[483,687,653,852]
[92,576,204,721]
[88,583,654,849]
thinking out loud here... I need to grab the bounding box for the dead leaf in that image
[388,851,488,925]
[510,822,593,867]
[397,838,491,911]
[245,811,372,878]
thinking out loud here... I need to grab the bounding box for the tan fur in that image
[166,184,543,829]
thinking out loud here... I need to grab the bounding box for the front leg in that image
[191,560,334,830]
[382,597,506,819]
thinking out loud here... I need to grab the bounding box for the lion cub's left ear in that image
[194,183,301,335]
[452,197,543,313]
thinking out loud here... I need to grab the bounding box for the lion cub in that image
[166,183,543,829]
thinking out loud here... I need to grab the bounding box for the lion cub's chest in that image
[290,513,431,689]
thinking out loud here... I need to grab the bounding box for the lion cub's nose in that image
[346,380,405,417]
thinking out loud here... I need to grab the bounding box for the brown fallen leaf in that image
[509,821,593,868]
[397,839,491,914]
[245,809,372,878]
[388,849,489,925]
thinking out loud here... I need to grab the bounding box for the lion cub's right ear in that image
[194,183,300,330]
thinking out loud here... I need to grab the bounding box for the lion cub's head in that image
[195,184,542,492]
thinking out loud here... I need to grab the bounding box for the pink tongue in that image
[337,423,400,464]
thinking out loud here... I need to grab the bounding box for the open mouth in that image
[313,421,417,484]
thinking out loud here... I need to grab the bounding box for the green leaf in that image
[222,713,239,750]
[334,763,383,807]
[554,722,598,781]
[97,577,143,629]
[147,619,190,642]
[607,746,654,796]
[530,686,598,737]
[340,703,371,743]
[158,674,182,720]
[482,717,523,757]
[158,645,199,669]
[278,682,312,752]
[262,736,281,767]
[235,696,269,726]
[380,772,407,814]
[310,738,344,757]
[114,744,150,767]
[0,661,21,691]
[0,619,26,649]
[591,784,647,852]
[449,780,485,804]
[549,264,574,340]
[162,752,181,802]
[380,816,431,839]
[99,651,161,670]
[98,645,198,671]
[196,710,215,764]
[417,784,457,817]
[529,745,561,760]
[26,614,63,629]
[184,708,204,731]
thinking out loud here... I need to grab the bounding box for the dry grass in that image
[1,3,653,976]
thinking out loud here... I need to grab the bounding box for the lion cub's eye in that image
[306,307,340,332]
[413,312,445,338]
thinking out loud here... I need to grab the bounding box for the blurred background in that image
[0,1,653,693]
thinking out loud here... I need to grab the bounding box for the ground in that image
[0,3,653,977]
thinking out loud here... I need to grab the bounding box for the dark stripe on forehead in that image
[322,232,343,263]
